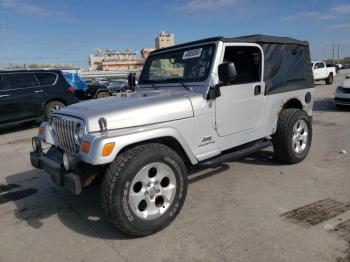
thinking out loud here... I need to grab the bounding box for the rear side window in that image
[8,73,38,89]
[0,75,10,91]
[35,72,57,86]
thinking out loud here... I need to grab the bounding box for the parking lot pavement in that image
[0,70,350,262]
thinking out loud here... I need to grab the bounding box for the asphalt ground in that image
[0,69,350,262]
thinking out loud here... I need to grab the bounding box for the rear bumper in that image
[30,148,82,195]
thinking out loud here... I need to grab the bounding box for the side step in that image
[198,139,272,167]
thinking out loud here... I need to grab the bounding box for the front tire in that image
[325,73,333,85]
[96,91,110,99]
[273,109,312,164]
[101,143,188,237]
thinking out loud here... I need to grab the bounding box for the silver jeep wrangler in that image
[30,35,314,237]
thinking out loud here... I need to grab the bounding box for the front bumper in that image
[335,97,350,106]
[30,147,82,195]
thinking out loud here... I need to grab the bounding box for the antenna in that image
[1,20,12,69]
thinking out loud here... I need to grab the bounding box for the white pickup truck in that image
[311,61,337,85]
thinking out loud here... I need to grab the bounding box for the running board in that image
[198,139,272,167]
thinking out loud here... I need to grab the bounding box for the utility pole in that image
[1,21,12,69]
[337,42,340,65]
[332,41,335,64]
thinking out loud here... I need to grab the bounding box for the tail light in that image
[68,86,76,93]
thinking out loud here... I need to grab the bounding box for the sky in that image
[0,0,349,68]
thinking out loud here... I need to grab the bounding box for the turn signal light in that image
[102,142,115,157]
[81,141,90,153]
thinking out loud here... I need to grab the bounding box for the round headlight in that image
[62,152,70,171]
[74,125,84,144]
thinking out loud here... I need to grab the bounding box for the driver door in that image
[215,44,265,137]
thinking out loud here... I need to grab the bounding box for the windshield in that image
[139,44,216,85]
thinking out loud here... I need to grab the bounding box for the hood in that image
[342,79,350,88]
[55,90,195,132]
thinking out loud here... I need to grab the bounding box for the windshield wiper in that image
[164,78,191,91]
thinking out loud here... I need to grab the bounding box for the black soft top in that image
[151,34,308,55]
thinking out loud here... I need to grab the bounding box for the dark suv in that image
[0,70,78,127]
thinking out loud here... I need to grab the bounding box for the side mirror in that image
[218,62,237,84]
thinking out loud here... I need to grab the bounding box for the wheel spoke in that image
[129,190,146,211]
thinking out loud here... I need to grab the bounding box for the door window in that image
[222,46,262,84]
[35,72,57,86]
[8,73,38,89]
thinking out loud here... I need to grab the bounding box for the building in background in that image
[89,31,175,72]
[155,31,174,49]
[141,48,155,59]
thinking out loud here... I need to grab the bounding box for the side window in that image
[315,62,325,69]
[0,75,10,91]
[35,72,57,86]
[223,46,262,84]
[8,73,38,89]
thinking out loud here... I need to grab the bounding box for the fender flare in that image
[80,127,198,165]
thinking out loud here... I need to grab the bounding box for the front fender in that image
[79,127,198,165]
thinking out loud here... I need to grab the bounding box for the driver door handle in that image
[254,85,261,96]
[35,90,43,93]
[0,94,10,98]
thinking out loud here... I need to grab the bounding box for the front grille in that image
[51,116,80,155]
[338,87,350,94]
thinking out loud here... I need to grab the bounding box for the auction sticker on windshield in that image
[183,48,202,60]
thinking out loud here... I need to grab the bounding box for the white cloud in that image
[171,0,240,14]
[330,4,350,15]
[283,11,334,21]
[1,0,69,18]
[331,23,350,29]
[283,4,350,21]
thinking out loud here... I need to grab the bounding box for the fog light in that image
[32,137,42,152]
[62,152,77,172]
[63,153,70,171]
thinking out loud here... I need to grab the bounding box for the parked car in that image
[335,78,350,109]
[326,63,340,73]
[31,34,314,237]
[106,80,128,93]
[62,72,88,92]
[0,70,78,127]
[62,73,112,100]
[312,61,337,85]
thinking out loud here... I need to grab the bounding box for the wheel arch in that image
[119,136,194,165]
[82,127,198,166]
[42,98,67,111]
[282,98,303,110]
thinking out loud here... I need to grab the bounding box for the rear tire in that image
[325,73,333,85]
[101,143,188,237]
[96,92,110,99]
[44,101,65,120]
[273,109,312,164]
